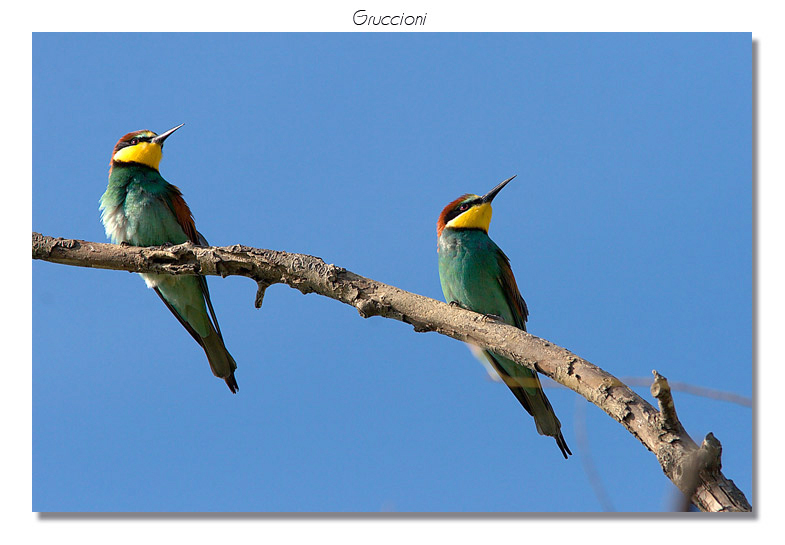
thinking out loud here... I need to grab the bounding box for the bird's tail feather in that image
[523,385,572,459]
[486,351,572,459]
[202,329,239,394]
[153,286,239,393]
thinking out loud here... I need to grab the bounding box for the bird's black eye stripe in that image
[456,198,481,213]
[114,135,152,153]
[445,199,480,223]
[128,136,153,146]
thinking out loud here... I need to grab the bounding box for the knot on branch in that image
[598,376,622,398]
[53,237,80,250]
[412,322,436,333]
[228,243,254,253]
[355,297,379,319]
[325,263,346,283]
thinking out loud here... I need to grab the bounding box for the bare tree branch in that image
[32,232,752,512]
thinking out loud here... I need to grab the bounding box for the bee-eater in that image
[99,125,239,393]
[437,176,571,458]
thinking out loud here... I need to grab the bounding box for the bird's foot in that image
[449,300,467,309]
[481,313,505,323]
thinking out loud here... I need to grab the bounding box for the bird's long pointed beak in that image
[481,175,517,203]
[152,123,184,145]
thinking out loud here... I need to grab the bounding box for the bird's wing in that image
[153,286,206,348]
[483,350,536,416]
[164,185,225,340]
[191,228,224,338]
[496,248,529,330]
[166,184,200,244]
[197,271,224,340]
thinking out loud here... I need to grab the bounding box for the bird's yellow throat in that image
[113,141,163,170]
[446,201,493,232]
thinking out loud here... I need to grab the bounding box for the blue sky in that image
[32,32,751,512]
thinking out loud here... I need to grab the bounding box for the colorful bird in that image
[437,175,571,458]
[100,124,239,393]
